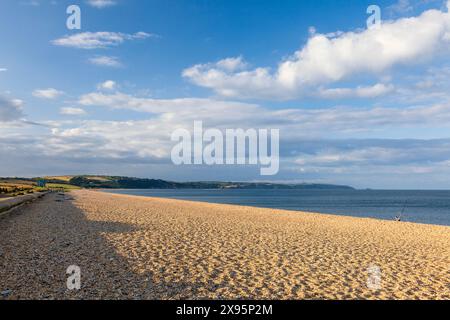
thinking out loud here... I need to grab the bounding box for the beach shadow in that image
[0,192,206,300]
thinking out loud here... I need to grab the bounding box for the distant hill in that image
[30,175,355,190]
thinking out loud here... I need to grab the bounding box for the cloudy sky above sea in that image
[1,0,450,189]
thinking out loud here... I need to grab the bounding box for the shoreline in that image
[98,189,450,228]
[1,190,449,300]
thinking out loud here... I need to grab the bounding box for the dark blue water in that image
[103,189,450,226]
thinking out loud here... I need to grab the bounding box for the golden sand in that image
[0,190,449,299]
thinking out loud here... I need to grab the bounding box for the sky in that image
[1,0,450,189]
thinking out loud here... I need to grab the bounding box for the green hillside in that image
[1,176,355,191]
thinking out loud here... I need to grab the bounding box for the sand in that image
[0,190,449,300]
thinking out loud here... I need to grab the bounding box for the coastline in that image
[98,189,403,226]
[99,188,450,227]
[1,190,449,300]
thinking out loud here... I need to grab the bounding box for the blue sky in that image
[1,0,450,189]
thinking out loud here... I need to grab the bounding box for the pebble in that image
[1,190,449,300]
[1,289,12,297]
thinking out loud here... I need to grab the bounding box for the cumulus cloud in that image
[4,86,450,187]
[88,56,122,67]
[215,56,248,72]
[78,92,260,119]
[32,88,64,99]
[60,107,87,116]
[183,3,450,99]
[285,139,450,188]
[86,0,117,8]
[0,95,25,122]
[97,80,117,90]
[294,140,450,168]
[289,138,450,186]
[77,91,450,132]
[318,83,395,99]
[386,0,414,16]
[5,96,450,187]
[4,127,449,188]
[16,108,450,163]
[52,31,154,49]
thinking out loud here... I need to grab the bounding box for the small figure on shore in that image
[395,201,408,222]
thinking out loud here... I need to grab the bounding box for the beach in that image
[0,190,449,300]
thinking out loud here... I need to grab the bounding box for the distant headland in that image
[0,175,355,191]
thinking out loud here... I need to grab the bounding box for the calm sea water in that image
[103,189,450,226]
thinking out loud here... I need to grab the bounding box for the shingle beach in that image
[1,190,449,300]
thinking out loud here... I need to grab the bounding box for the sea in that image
[103,189,450,226]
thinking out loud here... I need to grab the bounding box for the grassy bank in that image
[0,178,80,199]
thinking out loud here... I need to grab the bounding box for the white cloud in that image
[52,31,154,49]
[292,140,450,179]
[295,146,417,167]
[60,107,87,116]
[380,64,450,104]
[387,0,414,16]
[0,95,25,122]
[78,92,260,119]
[86,0,117,8]
[318,83,395,99]
[32,88,64,99]
[20,0,40,6]
[4,87,450,187]
[4,126,450,188]
[0,68,7,72]
[88,56,122,68]
[215,56,248,72]
[77,91,450,140]
[183,3,450,100]
[10,93,450,185]
[97,80,117,90]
